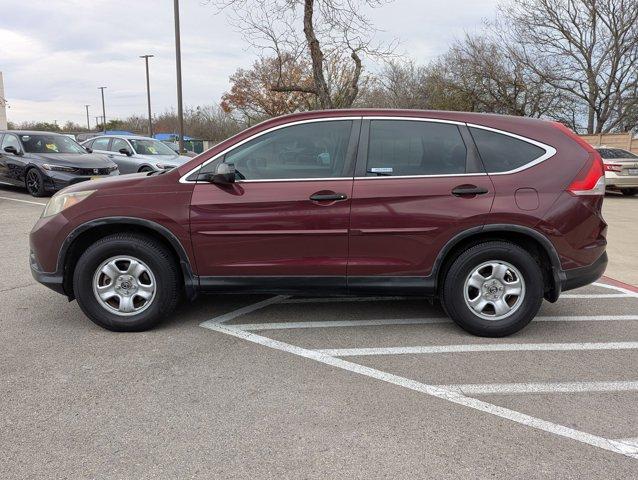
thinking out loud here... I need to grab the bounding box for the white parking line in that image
[200,295,288,326]
[231,314,638,331]
[593,281,638,298]
[616,438,638,449]
[437,381,638,396]
[560,293,630,298]
[0,195,46,206]
[318,341,638,357]
[201,319,638,459]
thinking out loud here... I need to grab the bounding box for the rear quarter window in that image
[469,127,547,173]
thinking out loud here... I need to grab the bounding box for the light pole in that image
[140,54,154,137]
[84,105,90,130]
[173,0,185,153]
[95,116,100,131]
[98,86,107,134]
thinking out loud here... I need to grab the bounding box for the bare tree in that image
[208,0,394,109]
[499,0,638,133]
[431,35,575,121]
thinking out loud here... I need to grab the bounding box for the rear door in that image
[348,118,494,293]
[189,118,360,292]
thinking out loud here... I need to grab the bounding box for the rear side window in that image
[366,120,467,176]
[92,137,110,151]
[469,127,546,173]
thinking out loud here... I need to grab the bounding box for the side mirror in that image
[119,148,133,157]
[85,147,93,153]
[4,146,21,156]
[204,163,236,184]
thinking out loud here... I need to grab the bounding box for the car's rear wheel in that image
[621,188,637,196]
[25,168,46,197]
[73,233,180,331]
[442,241,544,337]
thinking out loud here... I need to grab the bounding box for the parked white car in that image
[595,146,638,196]
[82,135,192,174]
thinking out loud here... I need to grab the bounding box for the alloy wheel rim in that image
[463,260,526,320]
[26,171,39,193]
[92,256,156,316]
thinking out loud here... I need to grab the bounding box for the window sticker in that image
[370,167,393,173]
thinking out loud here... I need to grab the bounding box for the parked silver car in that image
[594,146,638,196]
[81,135,191,174]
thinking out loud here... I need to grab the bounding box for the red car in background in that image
[29,109,607,336]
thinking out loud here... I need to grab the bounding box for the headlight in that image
[42,190,95,218]
[155,163,175,170]
[41,164,78,173]
[108,165,119,172]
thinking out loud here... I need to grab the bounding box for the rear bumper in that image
[605,172,638,188]
[560,251,608,293]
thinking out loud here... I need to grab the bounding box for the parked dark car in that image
[0,131,119,197]
[29,110,607,336]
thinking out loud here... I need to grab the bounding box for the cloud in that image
[0,0,498,125]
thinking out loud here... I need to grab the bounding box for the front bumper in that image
[560,251,608,293]
[42,170,119,193]
[29,251,65,295]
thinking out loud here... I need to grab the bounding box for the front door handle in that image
[451,185,489,196]
[310,192,348,202]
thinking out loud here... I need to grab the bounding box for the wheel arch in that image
[434,224,564,302]
[60,217,197,301]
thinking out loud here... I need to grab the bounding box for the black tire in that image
[441,241,544,337]
[139,166,154,173]
[621,188,638,196]
[72,233,180,332]
[25,168,46,197]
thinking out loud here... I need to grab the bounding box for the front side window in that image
[366,120,467,176]
[129,139,175,155]
[469,127,546,173]
[1,134,21,151]
[110,138,130,153]
[92,137,111,151]
[218,120,353,180]
[20,134,86,154]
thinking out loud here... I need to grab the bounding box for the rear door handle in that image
[310,192,348,202]
[451,185,489,196]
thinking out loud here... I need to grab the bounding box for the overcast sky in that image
[0,0,499,126]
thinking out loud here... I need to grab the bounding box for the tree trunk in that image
[303,0,333,109]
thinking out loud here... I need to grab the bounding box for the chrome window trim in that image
[466,123,557,175]
[179,116,556,183]
[178,116,361,184]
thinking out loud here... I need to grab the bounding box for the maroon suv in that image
[29,110,607,336]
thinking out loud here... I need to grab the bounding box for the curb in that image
[601,275,638,293]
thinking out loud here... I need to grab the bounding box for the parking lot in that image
[1,186,637,478]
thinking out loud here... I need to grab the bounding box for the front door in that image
[190,118,360,293]
[348,118,495,293]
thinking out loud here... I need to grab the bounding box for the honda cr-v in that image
[29,110,607,336]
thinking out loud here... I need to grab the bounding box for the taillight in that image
[553,122,606,196]
[603,163,622,173]
[567,155,605,195]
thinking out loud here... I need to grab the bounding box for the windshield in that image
[129,139,176,155]
[597,148,638,159]
[20,134,86,154]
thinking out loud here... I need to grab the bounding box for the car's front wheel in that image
[442,241,544,337]
[73,233,180,331]
[25,168,46,197]
[621,188,637,196]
